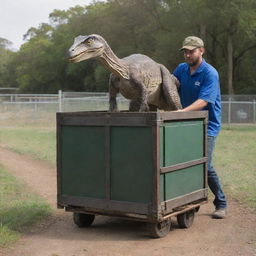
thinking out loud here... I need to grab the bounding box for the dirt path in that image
[0,146,255,256]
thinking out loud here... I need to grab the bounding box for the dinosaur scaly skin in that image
[68,34,181,112]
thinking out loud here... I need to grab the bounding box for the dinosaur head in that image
[68,34,105,63]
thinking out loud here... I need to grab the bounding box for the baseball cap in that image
[180,36,204,51]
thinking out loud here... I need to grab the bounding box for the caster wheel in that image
[73,212,95,227]
[177,210,195,228]
[147,218,171,238]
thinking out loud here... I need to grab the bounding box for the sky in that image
[0,0,95,50]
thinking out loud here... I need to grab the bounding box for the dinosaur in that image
[68,34,182,112]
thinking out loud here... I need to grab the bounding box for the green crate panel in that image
[163,164,204,201]
[162,120,204,166]
[61,126,106,198]
[110,127,153,203]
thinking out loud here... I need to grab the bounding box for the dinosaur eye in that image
[86,38,93,45]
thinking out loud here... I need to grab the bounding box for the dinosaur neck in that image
[98,44,129,80]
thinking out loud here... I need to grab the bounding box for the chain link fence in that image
[0,91,255,124]
[221,95,256,124]
[0,91,129,123]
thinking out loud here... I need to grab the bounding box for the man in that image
[173,36,227,219]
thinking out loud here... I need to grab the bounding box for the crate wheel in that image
[177,210,195,228]
[73,212,95,227]
[148,218,171,238]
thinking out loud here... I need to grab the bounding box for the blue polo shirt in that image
[173,60,222,136]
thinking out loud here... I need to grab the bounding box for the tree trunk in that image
[199,24,206,42]
[227,33,234,95]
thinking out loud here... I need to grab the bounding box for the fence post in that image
[58,90,63,112]
[228,97,231,127]
[253,99,256,124]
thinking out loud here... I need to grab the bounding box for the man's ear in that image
[200,47,205,55]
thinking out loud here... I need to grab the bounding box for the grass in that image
[0,124,56,164]
[0,165,52,247]
[215,125,256,211]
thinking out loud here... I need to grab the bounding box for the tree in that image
[0,38,18,88]
[169,0,256,94]
[2,0,255,94]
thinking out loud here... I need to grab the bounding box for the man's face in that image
[183,48,204,67]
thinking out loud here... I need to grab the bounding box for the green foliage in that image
[0,165,52,247]
[1,0,256,93]
[0,44,18,88]
[94,65,110,91]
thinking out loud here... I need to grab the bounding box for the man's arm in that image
[177,99,208,112]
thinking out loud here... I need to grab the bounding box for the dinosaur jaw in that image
[69,50,87,62]
[69,47,104,63]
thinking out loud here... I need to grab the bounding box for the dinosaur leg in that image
[129,100,140,111]
[109,74,120,112]
[160,65,182,110]
[129,97,149,112]
[138,100,150,112]
[129,77,150,112]
[149,104,157,111]
[129,99,150,111]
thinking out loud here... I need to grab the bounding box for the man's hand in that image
[177,99,208,112]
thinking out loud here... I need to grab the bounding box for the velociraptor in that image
[68,34,181,112]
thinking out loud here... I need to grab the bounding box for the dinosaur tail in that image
[160,65,182,110]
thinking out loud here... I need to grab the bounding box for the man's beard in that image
[187,57,200,67]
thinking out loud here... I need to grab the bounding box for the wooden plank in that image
[59,195,151,215]
[58,113,159,126]
[162,200,208,220]
[159,111,208,121]
[164,189,208,213]
[160,157,208,174]
[151,124,161,218]
[204,117,208,189]
[56,113,62,208]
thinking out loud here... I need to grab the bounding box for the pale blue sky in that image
[0,0,94,50]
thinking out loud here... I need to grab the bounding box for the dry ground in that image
[0,146,255,256]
